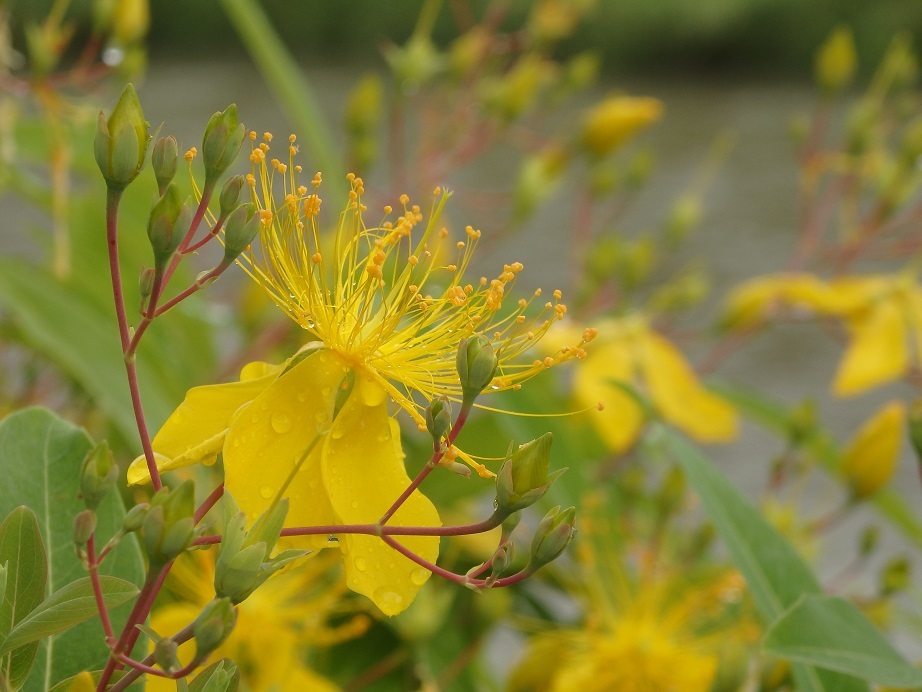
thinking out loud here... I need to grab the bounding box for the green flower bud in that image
[219,174,246,219]
[882,556,911,596]
[489,541,514,582]
[425,396,452,443]
[193,598,236,659]
[151,135,178,195]
[528,505,576,570]
[121,503,149,533]
[73,509,97,547]
[202,104,245,185]
[222,203,261,264]
[147,183,192,270]
[142,480,196,566]
[139,266,155,306]
[94,83,149,191]
[456,335,498,405]
[153,636,180,674]
[80,441,118,510]
[495,433,564,513]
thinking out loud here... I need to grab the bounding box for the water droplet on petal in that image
[297,392,307,402]
[354,557,367,572]
[373,588,404,615]
[350,500,359,509]
[259,485,274,499]
[331,425,345,439]
[232,439,240,447]
[260,401,269,411]
[361,379,387,407]
[411,568,429,585]
[321,386,331,397]
[377,431,391,442]
[271,411,293,433]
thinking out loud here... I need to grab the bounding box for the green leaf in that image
[0,508,47,690]
[0,577,138,657]
[764,594,922,687]
[0,408,145,690]
[658,428,868,692]
[188,659,240,692]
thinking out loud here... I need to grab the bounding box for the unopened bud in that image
[94,83,148,191]
[219,174,246,219]
[580,96,663,159]
[496,433,564,513]
[815,25,857,94]
[841,402,905,498]
[456,335,498,405]
[139,266,155,305]
[881,556,911,595]
[444,460,471,478]
[528,505,576,569]
[193,598,237,658]
[151,136,178,195]
[202,104,245,185]
[147,184,192,270]
[80,441,118,510]
[142,480,196,565]
[73,510,97,547]
[121,503,149,533]
[153,636,180,674]
[222,203,261,264]
[425,396,452,443]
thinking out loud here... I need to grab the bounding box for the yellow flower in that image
[566,314,737,452]
[580,96,663,158]
[147,550,364,691]
[130,135,587,615]
[841,401,906,498]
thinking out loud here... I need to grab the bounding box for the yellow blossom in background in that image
[130,135,589,615]
[147,550,365,691]
[580,95,663,158]
[563,314,737,452]
[721,273,841,329]
[815,25,858,93]
[841,401,906,498]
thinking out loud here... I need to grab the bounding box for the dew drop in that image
[321,386,331,397]
[260,401,269,411]
[271,411,293,434]
[331,425,345,439]
[411,568,429,585]
[361,380,387,407]
[232,439,240,447]
[354,557,367,572]
[377,431,391,442]
[373,588,404,615]
[308,479,319,489]
[350,500,359,510]
[297,392,307,402]
[259,485,273,499]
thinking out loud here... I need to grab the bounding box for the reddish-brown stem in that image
[183,214,226,254]
[105,188,162,492]
[109,624,196,692]
[86,535,115,645]
[194,483,225,524]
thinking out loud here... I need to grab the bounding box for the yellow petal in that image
[722,274,838,328]
[322,367,440,616]
[841,401,905,497]
[575,339,644,452]
[833,299,908,396]
[639,330,738,442]
[223,349,346,551]
[128,364,282,485]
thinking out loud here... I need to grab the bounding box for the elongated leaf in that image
[0,507,47,690]
[0,409,145,690]
[764,594,922,687]
[659,428,867,692]
[0,577,138,657]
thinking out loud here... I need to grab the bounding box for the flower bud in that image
[456,335,498,405]
[73,509,97,547]
[218,174,246,219]
[121,502,149,533]
[153,636,180,674]
[882,556,911,595]
[141,480,196,566]
[147,183,192,270]
[202,104,245,185]
[222,203,261,265]
[496,433,564,513]
[80,441,118,510]
[193,598,236,659]
[841,401,905,498]
[815,26,857,94]
[138,266,155,308]
[425,396,452,443]
[94,83,149,191]
[580,96,663,159]
[528,505,576,570]
[151,135,178,195]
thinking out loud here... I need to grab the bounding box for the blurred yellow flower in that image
[567,314,737,452]
[580,95,663,158]
[841,401,906,498]
[147,550,365,691]
[815,25,857,93]
[130,137,588,614]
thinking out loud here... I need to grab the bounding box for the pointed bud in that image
[456,335,498,405]
[153,636,180,674]
[151,136,178,195]
[80,441,118,510]
[94,83,149,191]
[202,104,245,185]
[496,433,564,513]
[218,174,246,219]
[147,184,192,270]
[222,203,261,264]
[425,396,452,443]
[142,480,196,565]
[73,510,97,547]
[528,505,576,569]
[193,598,237,658]
[121,503,149,533]
[139,267,155,308]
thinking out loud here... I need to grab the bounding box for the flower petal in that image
[223,349,347,550]
[841,401,905,497]
[322,367,440,616]
[640,330,737,442]
[576,339,644,452]
[833,299,908,396]
[128,363,282,484]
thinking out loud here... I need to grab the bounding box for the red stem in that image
[194,483,225,524]
[108,624,196,692]
[86,535,115,645]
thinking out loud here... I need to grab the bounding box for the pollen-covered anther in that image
[303,195,321,217]
[553,289,562,300]
[258,142,269,152]
[184,147,197,162]
[311,172,322,187]
[408,255,419,266]
[555,304,568,318]
[597,401,605,411]
[311,252,322,264]
[447,286,466,306]
[263,132,273,142]
[399,193,409,205]
[446,264,458,272]
[543,357,554,368]
[250,149,265,163]
[248,131,257,141]
[582,327,598,342]
[440,228,449,239]
[297,185,307,196]
[258,210,273,225]
[465,225,481,239]
[384,205,392,214]
[574,347,587,359]
[456,241,465,249]
[534,288,543,297]
[516,315,526,323]
[245,174,256,187]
